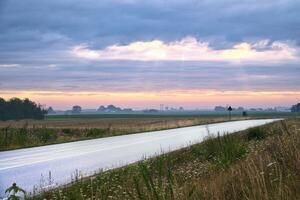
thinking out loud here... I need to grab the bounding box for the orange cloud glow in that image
[1,90,299,109]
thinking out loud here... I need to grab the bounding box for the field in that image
[0,111,295,151]
[0,113,255,151]
[29,118,300,200]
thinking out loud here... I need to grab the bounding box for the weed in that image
[86,129,106,138]
[247,127,267,140]
[197,133,247,168]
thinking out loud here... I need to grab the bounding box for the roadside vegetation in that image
[0,116,249,151]
[30,118,299,200]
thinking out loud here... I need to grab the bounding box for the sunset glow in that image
[1,90,299,110]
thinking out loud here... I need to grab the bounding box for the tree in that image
[291,103,300,112]
[72,105,82,114]
[0,98,6,120]
[97,105,106,112]
[0,97,47,121]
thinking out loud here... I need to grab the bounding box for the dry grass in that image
[0,116,248,151]
[188,120,300,199]
[31,118,300,200]
[0,116,248,129]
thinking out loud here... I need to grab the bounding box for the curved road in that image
[0,119,280,197]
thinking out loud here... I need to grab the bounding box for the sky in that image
[0,0,299,109]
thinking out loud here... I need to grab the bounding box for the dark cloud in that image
[1,0,300,48]
[0,60,299,92]
[0,0,299,93]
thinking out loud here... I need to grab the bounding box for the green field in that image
[45,111,296,120]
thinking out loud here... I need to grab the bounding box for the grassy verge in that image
[29,118,299,200]
[0,116,250,151]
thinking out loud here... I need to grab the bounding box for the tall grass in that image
[247,126,267,140]
[198,133,247,168]
[0,126,58,150]
[193,121,300,199]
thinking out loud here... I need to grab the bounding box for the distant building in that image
[47,106,56,114]
[64,110,72,115]
[123,108,133,112]
[72,105,82,114]
[214,106,226,111]
[275,107,291,112]
[264,108,276,112]
[81,109,97,113]
[249,108,264,111]
[143,109,159,113]
[237,107,244,111]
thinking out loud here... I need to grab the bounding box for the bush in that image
[15,127,28,146]
[34,129,57,143]
[247,127,267,140]
[86,128,107,137]
[62,128,72,135]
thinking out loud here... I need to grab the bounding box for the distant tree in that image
[72,105,82,114]
[97,105,106,112]
[0,98,6,120]
[106,105,122,112]
[0,97,47,121]
[242,111,248,117]
[291,103,300,112]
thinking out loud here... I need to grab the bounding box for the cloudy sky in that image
[0,0,299,109]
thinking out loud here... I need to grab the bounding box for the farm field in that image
[0,112,296,151]
[0,114,255,151]
[0,111,295,129]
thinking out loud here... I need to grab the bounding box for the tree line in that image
[0,97,47,120]
[291,103,300,113]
